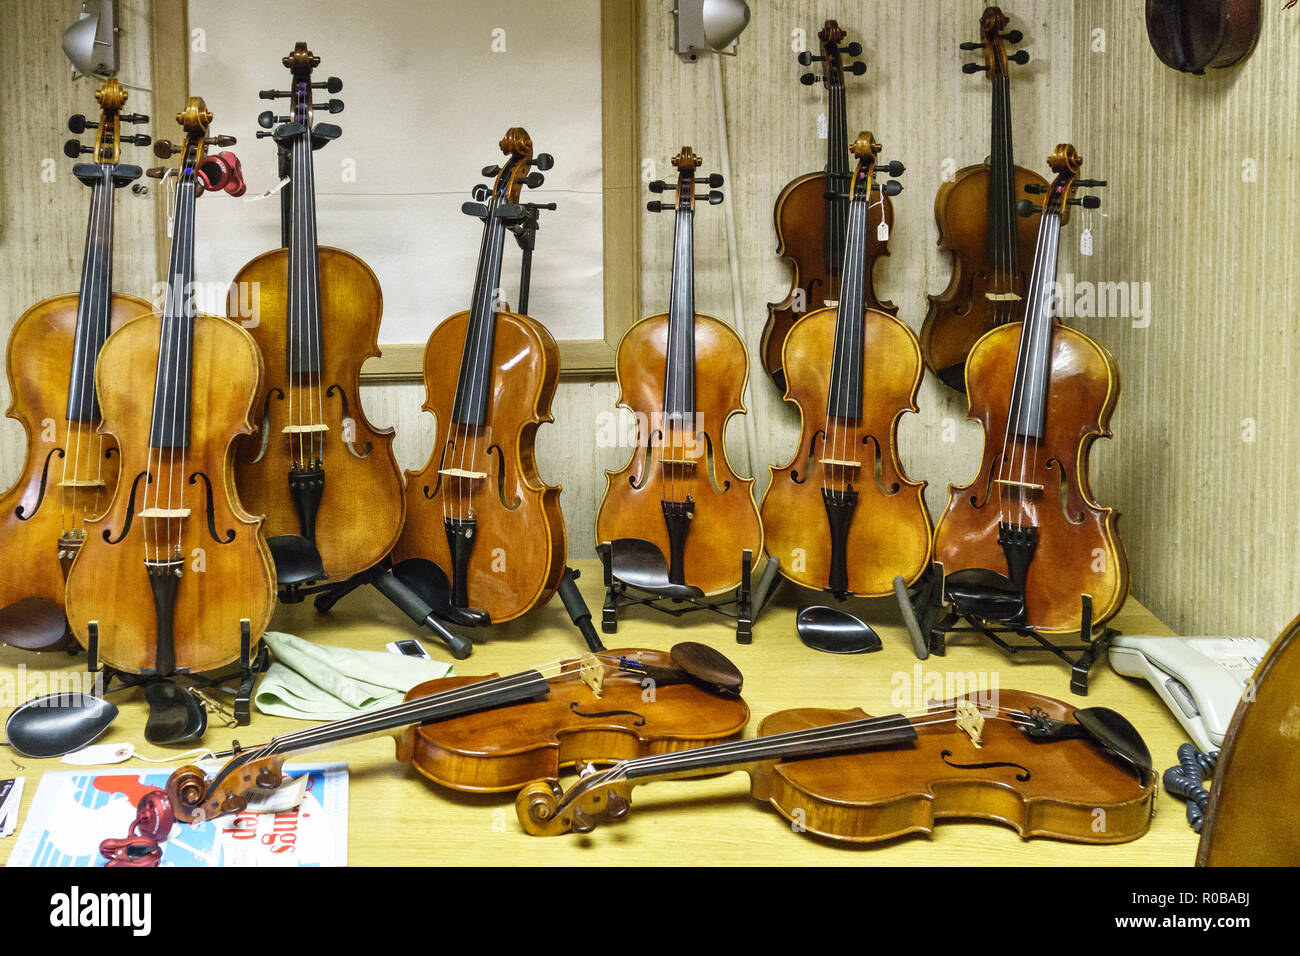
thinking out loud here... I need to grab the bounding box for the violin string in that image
[91,165,113,521]
[304,88,325,471]
[1018,188,1061,525]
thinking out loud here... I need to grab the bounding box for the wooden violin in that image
[230,43,404,584]
[760,20,894,392]
[64,98,276,675]
[596,147,763,595]
[931,145,1128,634]
[518,689,1155,844]
[761,133,929,600]
[920,7,1046,393]
[390,128,565,624]
[0,80,154,652]
[165,642,748,822]
[1145,0,1261,74]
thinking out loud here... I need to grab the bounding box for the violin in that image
[760,133,929,600]
[1145,0,1261,74]
[231,43,404,584]
[0,80,153,652]
[518,689,1156,844]
[64,98,277,675]
[596,147,763,595]
[390,128,565,624]
[760,20,894,393]
[931,145,1128,634]
[165,642,748,822]
[919,7,1046,393]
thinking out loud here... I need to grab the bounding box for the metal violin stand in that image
[307,198,606,658]
[894,561,1119,695]
[596,540,782,644]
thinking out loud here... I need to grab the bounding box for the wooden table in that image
[1,560,1200,866]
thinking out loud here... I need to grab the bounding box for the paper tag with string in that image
[164,169,178,239]
[1079,208,1094,257]
[874,186,889,242]
[816,112,827,139]
[246,177,291,202]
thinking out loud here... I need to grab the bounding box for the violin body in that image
[761,303,930,596]
[65,311,276,673]
[1145,0,1261,74]
[392,308,565,622]
[751,691,1154,844]
[920,161,1046,391]
[597,311,762,595]
[230,245,404,579]
[0,292,150,623]
[398,647,750,794]
[933,322,1128,633]
[762,172,894,389]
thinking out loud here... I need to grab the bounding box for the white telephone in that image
[1108,635,1269,752]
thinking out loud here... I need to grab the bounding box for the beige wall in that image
[2,0,1289,638]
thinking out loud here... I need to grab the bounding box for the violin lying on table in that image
[0,79,153,651]
[595,146,763,595]
[760,132,930,600]
[64,98,276,676]
[760,20,894,393]
[230,42,404,587]
[517,689,1155,844]
[165,643,748,822]
[920,6,1045,393]
[931,144,1128,634]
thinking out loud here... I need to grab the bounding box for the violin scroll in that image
[515,772,632,837]
[166,750,288,824]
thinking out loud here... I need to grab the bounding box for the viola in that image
[931,144,1128,634]
[64,98,277,676]
[760,20,894,393]
[596,147,763,595]
[1145,0,1261,74]
[390,128,565,624]
[760,132,930,599]
[231,43,404,584]
[0,80,153,651]
[165,642,748,822]
[517,689,1155,843]
[920,6,1046,393]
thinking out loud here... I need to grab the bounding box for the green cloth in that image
[255,631,455,721]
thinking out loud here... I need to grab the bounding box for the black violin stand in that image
[84,618,265,727]
[596,539,781,644]
[895,561,1118,695]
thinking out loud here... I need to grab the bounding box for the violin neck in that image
[825,185,870,421]
[663,204,696,423]
[1006,206,1063,442]
[66,168,118,423]
[148,170,199,449]
[824,80,850,276]
[451,193,510,427]
[287,86,324,377]
[987,74,1019,275]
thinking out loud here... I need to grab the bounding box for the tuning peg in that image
[319,98,344,114]
[963,62,989,74]
[255,130,274,139]
[647,200,671,212]
[481,164,501,177]
[123,133,152,147]
[67,114,97,134]
[154,139,180,158]
[461,201,488,219]
[1017,199,1041,217]
[605,793,630,820]
[121,113,149,124]
[800,72,819,86]
[796,51,823,65]
[847,61,867,76]
[878,180,902,197]
[212,134,237,147]
[959,41,983,51]
[648,179,668,193]
[703,189,724,204]
[259,89,291,100]
[529,153,554,170]
[695,172,723,188]
[845,41,863,57]
[522,171,545,189]
[63,139,92,159]
[1003,30,1024,44]
[1024,182,1048,194]
[312,76,343,94]
[878,160,905,177]
[570,808,596,834]
[471,184,490,201]
[1068,195,1102,209]
[146,166,168,179]
[1009,50,1030,65]
[259,111,288,129]
[1076,178,1108,188]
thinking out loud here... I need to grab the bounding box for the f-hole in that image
[629,428,661,490]
[703,433,731,495]
[862,435,899,496]
[15,447,63,520]
[422,438,455,499]
[189,472,237,543]
[244,387,284,464]
[1046,457,1085,524]
[970,452,1003,509]
[790,430,823,484]
[487,443,521,510]
[326,384,374,459]
[103,471,151,544]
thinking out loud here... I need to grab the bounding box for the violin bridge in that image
[138,507,192,518]
[819,457,861,469]
[984,292,1022,302]
[995,478,1044,492]
[578,653,604,699]
[438,467,488,480]
[281,423,330,434]
[57,478,107,488]
[955,702,984,749]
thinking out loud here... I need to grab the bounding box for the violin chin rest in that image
[944,568,1025,624]
[608,538,704,599]
[392,558,490,628]
[0,596,75,651]
[268,534,326,588]
[144,680,208,746]
[1074,706,1155,787]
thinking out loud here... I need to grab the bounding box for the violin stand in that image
[596,540,782,644]
[897,562,1118,695]
[84,618,265,725]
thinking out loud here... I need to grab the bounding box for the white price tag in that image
[877,220,890,241]
[1080,227,1094,256]
[816,113,827,139]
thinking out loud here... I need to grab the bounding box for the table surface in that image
[1,560,1201,866]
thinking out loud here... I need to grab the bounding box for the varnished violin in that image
[0,80,153,652]
[931,144,1128,634]
[920,7,1046,393]
[518,689,1155,844]
[230,43,404,585]
[390,129,565,625]
[761,20,894,393]
[1145,0,1261,74]
[596,147,763,595]
[64,98,276,676]
[165,643,748,822]
[760,132,930,600]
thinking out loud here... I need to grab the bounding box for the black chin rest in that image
[268,534,326,588]
[609,538,704,599]
[0,596,75,651]
[144,681,208,745]
[392,558,489,628]
[944,568,1025,623]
